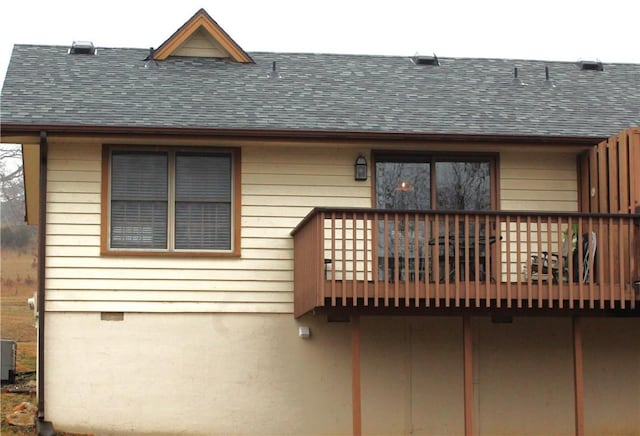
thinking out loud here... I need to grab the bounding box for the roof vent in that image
[578,60,603,71]
[412,54,439,66]
[69,41,96,55]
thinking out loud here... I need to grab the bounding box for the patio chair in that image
[530,231,596,283]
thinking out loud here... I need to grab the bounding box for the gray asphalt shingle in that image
[2,44,639,138]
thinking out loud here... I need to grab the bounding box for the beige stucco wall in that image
[45,313,640,435]
[583,318,640,434]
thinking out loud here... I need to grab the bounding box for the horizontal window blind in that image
[175,153,232,250]
[111,152,168,249]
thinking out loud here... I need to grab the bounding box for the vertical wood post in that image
[573,316,585,436]
[463,315,473,436]
[352,315,362,436]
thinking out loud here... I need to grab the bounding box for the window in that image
[103,146,240,255]
[375,154,494,211]
[373,153,496,266]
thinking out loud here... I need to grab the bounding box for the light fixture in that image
[354,155,367,181]
[298,326,311,339]
[397,181,413,192]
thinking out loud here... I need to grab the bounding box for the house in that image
[1,8,639,435]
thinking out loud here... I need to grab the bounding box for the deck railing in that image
[291,208,640,317]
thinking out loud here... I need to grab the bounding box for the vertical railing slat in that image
[384,214,389,307]
[434,214,441,307]
[506,215,512,308]
[331,213,337,307]
[526,216,532,308]
[547,216,553,309]
[516,216,522,308]
[568,217,574,309]
[464,214,470,307]
[363,213,369,306]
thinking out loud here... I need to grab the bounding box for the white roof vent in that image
[69,41,96,55]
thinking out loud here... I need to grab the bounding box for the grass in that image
[2,247,38,435]
[1,247,38,299]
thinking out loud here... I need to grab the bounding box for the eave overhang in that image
[0,123,606,147]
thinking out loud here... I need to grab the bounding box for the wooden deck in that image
[291,208,640,317]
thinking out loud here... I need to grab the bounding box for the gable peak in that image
[153,8,253,63]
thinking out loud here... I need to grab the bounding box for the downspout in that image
[36,131,54,435]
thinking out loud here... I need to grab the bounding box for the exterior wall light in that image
[354,155,367,181]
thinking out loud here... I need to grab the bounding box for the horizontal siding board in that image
[46,246,101,257]
[242,195,370,207]
[47,235,100,246]
[501,190,577,201]
[47,224,100,235]
[47,213,101,225]
[48,170,101,183]
[241,216,305,228]
[242,206,313,218]
[47,203,101,214]
[243,162,352,176]
[48,159,101,172]
[46,257,292,271]
[47,290,293,302]
[243,184,368,197]
[243,173,354,186]
[46,301,293,313]
[500,201,577,211]
[46,278,292,291]
[48,281,292,292]
[243,147,357,164]
[47,192,101,204]
[241,238,293,249]
[48,181,100,194]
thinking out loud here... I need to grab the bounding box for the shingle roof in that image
[2,44,639,138]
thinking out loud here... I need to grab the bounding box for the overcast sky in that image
[1,0,639,87]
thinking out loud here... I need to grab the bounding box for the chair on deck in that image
[530,232,596,283]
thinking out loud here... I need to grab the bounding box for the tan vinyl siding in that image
[45,142,370,313]
[172,28,228,58]
[499,151,578,280]
[500,151,578,212]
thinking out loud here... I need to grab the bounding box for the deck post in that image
[352,315,362,436]
[573,316,585,436]
[463,314,473,436]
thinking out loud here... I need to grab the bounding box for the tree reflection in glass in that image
[375,159,491,281]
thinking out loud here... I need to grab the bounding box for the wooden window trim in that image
[101,144,241,257]
[371,151,500,210]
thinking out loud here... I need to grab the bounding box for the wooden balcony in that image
[291,208,640,317]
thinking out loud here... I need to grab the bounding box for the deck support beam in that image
[573,316,585,436]
[463,314,473,436]
[351,315,362,436]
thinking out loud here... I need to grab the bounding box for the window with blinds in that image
[108,148,234,252]
[175,153,231,250]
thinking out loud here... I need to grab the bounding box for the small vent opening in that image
[412,54,439,66]
[69,41,96,55]
[578,60,603,71]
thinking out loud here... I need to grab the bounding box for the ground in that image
[2,246,38,435]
